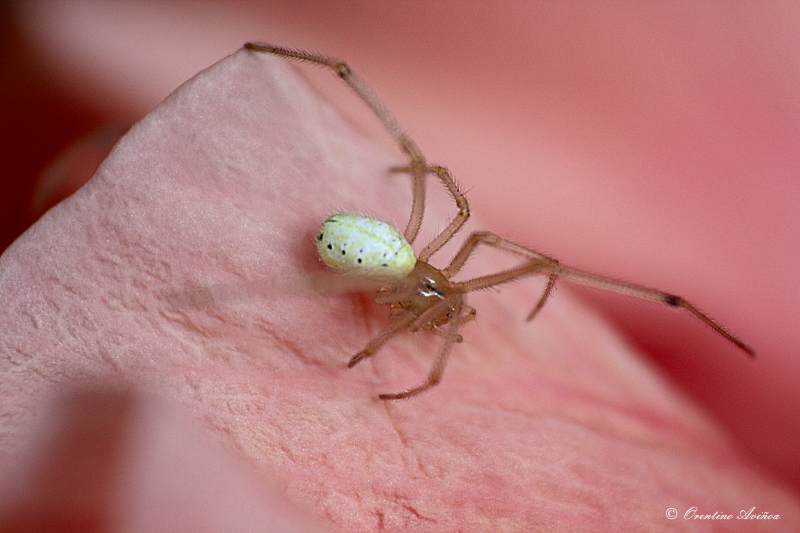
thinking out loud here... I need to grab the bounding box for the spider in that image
[244,43,755,401]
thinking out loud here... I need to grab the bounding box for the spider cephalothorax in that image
[245,43,754,400]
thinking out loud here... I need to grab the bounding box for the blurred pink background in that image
[2,1,798,496]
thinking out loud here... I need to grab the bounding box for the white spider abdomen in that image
[316,214,416,279]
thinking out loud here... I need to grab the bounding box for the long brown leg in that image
[244,44,409,149]
[388,163,470,254]
[416,165,470,262]
[539,266,755,356]
[387,161,469,256]
[448,232,754,357]
[392,162,427,245]
[444,231,562,317]
[443,231,560,278]
[379,295,464,400]
[349,295,462,365]
[244,43,469,249]
[348,314,416,368]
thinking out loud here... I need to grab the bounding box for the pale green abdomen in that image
[316,214,416,280]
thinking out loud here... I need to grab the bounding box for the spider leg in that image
[349,294,464,368]
[244,43,469,250]
[244,44,409,151]
[443,231,560,279]
[526,273,558,322]
[393,161,427,245]
[538,266,756,357]
[448,232,754,357]
[388,163,470,252]
[380,296,464,400]
[444,231,561,318]
[417,165,470,262]
[348,314,415,368]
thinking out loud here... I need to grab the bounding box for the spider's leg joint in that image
[334,63,351,78]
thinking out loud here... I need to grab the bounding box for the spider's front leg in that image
[245,43,470,253]
[445,231,563,320]
[378,295,466,401]
[447,232,755,357]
